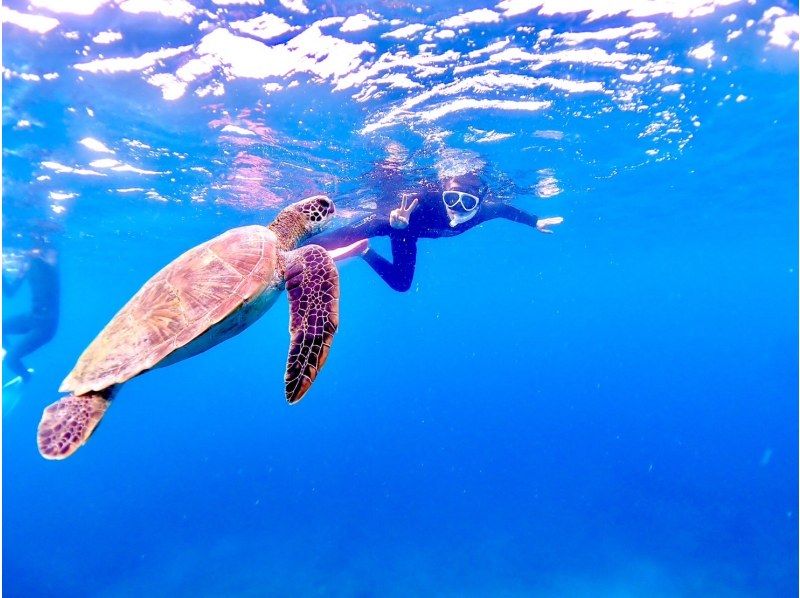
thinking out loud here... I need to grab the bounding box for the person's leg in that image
[4,317,57,380]
[362,235,417,292]
[3,313,36,335]
[3,313,35,377]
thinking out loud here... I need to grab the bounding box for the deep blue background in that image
[3,2,798,596]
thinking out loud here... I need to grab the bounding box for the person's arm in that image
[362,234,418,292]
[307,215,389,251]
[479,203,538,227]
[476,203,564,233]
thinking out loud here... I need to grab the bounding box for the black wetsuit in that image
[311,189,538,292]
[3,254,60,379]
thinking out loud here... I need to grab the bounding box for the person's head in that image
[441,173,488,227]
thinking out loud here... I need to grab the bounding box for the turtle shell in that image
[61,225,279,396]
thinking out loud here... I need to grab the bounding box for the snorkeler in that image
[312,172,563,291]
[3,240,60,384]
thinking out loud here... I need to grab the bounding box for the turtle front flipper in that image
[284,245,340,403]
[37,390,112,459]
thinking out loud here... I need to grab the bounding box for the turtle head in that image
[269,195,335,250]
[292,195,335,235]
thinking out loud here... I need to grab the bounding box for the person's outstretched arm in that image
[477,203,563,233]
[308,215,390,251]
[362,234,418,292]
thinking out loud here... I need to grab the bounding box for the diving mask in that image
[442,190,481,227]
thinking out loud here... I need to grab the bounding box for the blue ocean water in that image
[2,0,798,595]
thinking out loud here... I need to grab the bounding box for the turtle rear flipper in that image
[284,245,340,404]
[38,391,112,460]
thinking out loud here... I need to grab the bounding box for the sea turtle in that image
[37,195,340,460]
